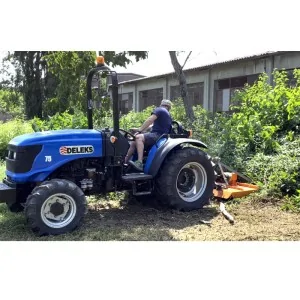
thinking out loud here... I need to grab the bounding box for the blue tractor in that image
[0,56,231,235]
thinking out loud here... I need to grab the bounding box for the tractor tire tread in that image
[25,179,87,236]
[155,147,214,211]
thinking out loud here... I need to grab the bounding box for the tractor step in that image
[134,191,152,196]
[0,182,16,204]
[122,173,153,182]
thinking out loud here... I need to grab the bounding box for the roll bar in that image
[86,62,119,138]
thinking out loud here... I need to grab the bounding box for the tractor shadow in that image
[77,196,220,241]
[0,198,220,241]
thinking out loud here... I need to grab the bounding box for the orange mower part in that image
[213,172,259,200]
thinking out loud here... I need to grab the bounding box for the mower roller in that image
[213,158,259,200]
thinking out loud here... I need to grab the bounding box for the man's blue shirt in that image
[151,107,172,135]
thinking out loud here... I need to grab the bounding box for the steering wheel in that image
[119,129,136,141]
[171,121,181,134]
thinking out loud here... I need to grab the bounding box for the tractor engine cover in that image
[5,129,103,183]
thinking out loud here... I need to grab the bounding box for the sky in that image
[112,49,270,76]
[1,1,298,79]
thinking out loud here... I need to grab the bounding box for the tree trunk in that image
[34,51,43,118]
[169,51,195,121]
[14,51,44,119]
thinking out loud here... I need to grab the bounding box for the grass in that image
[1,193,300,241]
[1,160,300,241]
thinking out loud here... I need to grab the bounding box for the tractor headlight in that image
[13,152,17,160]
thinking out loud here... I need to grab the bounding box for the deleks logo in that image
[59,145,94,155]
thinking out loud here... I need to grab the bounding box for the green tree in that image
[1,51,148,119]
[1,51,47,119]
[0,89,24,117]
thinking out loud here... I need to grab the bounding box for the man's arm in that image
[139,114,157,132]
[130,114,157,133]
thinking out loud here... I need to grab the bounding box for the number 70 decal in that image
[45,156,52,162]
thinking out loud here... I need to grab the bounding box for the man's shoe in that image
[128,160,144,172]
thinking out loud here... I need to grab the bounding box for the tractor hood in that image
[6,129,104,183]
[9,129,102,146]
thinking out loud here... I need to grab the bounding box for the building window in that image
[118,92,133,114]
[139,88,163,111]
[170,82,204,106]
[215,75,259,112]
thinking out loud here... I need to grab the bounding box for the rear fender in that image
[145,138,208,177]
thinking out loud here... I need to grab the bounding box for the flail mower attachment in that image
[212,157,259,200]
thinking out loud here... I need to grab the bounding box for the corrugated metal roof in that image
[118,51,284,85]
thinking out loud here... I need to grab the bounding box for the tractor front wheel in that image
[25,179,87,235]
[155,147,215,211]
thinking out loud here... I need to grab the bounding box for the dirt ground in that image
[1,196,300,241]
[83,198,300,241]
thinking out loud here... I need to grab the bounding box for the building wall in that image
[208,57,270,111]
[274,52,300,69]
[115,52,300,113]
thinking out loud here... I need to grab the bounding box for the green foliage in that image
[43,52,96,115]
[98,51,148,68]
[1,51,148,120]
[0,119,33,159]
[43,51,148,117]
[31,110,88,131]
[246,139,300,196]
[120,106,155,130]
[281,193,300,212]
[0,68,300,212]
[0,160,5,179]
[169,72,300,211]
[227,70,300,210]
[0,89,24,117]
[229,71,300,154]
[286,69,300,125]
[7,51,47,119]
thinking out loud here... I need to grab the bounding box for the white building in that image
[114,51,300,114]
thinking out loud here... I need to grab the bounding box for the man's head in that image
[160,99,172,110]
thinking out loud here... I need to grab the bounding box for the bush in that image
[31,110,88,131]
[228,71,300,155]
[0,119,33,159]
[0,69,300,210]
[0,89,24,118]
[245,137,300,209]
[120,106,155,130]
[0,160,5,179]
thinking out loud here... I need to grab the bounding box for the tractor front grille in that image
[6,144,42,173]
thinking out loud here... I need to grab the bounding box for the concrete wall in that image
[274,52,300,70]
[115,52,300,112]
[208,57,271,111]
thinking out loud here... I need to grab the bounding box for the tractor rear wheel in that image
[155,147,215,211]
[25,179,87,235]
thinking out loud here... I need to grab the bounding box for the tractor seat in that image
[143,133,168,156]
[143,144,152,156]
[131,138,163,163]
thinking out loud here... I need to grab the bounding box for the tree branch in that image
[169,51,195,120]
[169,51,182,74]
[181,51,192,70]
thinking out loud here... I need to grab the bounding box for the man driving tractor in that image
[124,99,173,171]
